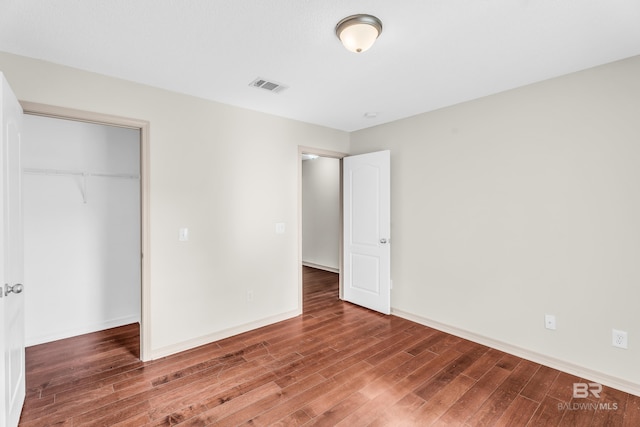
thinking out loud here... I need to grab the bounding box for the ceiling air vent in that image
[249,77,288,94]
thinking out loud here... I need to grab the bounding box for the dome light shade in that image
[336,14,383,53]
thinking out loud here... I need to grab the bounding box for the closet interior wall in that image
[22,114,141,346]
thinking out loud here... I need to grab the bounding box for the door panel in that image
[351,254,380,293]
[350,164,380,245]
[1,73,25,427]
[343,150,390,314]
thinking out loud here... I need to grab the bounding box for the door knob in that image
[380,238,388,244]
[5,283,24,296]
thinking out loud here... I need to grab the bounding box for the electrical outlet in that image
[612,329,628,349]
[544,314,556,330]
[246,290,254,302]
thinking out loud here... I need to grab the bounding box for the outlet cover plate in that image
[612,329,628,349]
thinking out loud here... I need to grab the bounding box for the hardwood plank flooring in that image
[20,267,639,426]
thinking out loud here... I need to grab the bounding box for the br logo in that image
[573,383,602,399]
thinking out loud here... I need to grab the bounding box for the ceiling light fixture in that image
[335,14,383,53]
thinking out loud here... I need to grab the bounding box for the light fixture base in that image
[336,14,383,53]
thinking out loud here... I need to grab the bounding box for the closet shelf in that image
[23,168,140,204]
[23,167,139,180]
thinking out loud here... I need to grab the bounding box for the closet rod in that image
[23,168,139,180]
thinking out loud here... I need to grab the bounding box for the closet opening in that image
[20,102,150,361]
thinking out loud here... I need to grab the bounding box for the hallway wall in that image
[302,156,340,272]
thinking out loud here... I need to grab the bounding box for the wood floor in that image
[20,267,640,426]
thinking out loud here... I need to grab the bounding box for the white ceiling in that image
[1,1,639,132]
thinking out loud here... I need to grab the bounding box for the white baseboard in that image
[150,309,302,360]
[392,308,640,398]
[26,315,140,347]
[302,262,339,274]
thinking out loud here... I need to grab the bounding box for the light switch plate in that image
[545,314,556,330]
[275,223,285,234]
[179,228,189,241]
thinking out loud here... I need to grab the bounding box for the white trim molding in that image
[301,262,339,274]
[26,316,140,347]
[392,308,640,398]
[150,309,301,361]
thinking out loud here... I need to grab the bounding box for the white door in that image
[343,150,390,314]
[1,73,25,427]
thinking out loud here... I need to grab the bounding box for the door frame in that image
[298,146,347,306]
[20,101,151,361]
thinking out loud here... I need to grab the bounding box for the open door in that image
[1,73,26,427]
[343,150,390,314]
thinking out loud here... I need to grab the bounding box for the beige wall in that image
[351,56,640,391]
[0,52,350,357]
